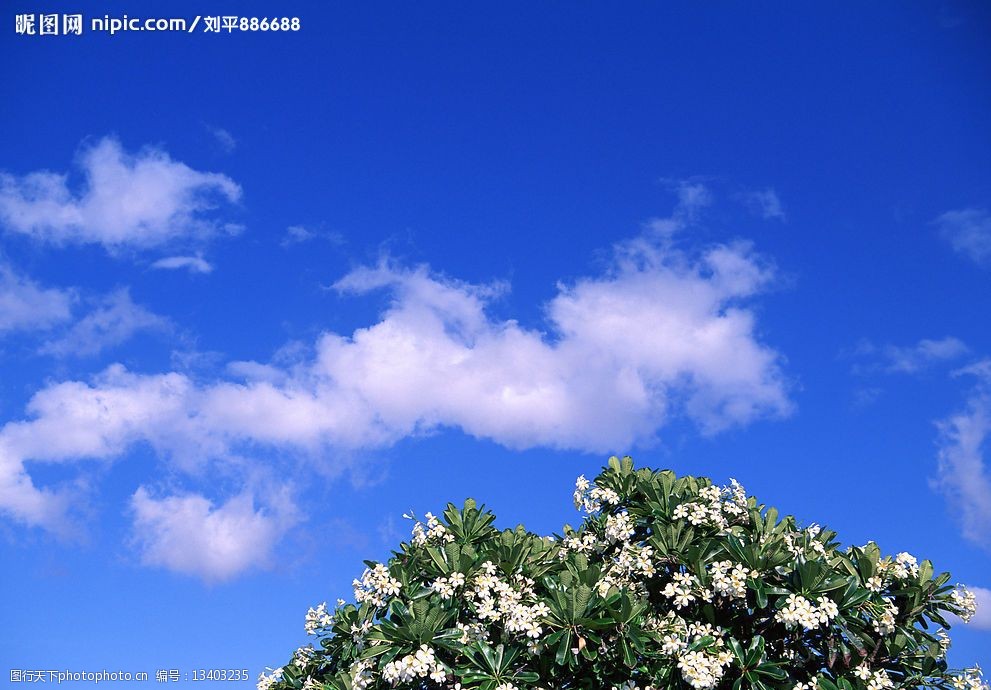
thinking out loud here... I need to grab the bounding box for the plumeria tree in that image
[260,457,984,690]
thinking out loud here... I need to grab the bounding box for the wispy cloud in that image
[281,224,345,248]
[40,289,170,358]
[282,225,315,246]
[935,207,991,267]
[208,126,236,153]
[150,255,214,274]
[0,262,74,334]
[851,387,883,409]
[643,178,712,236]
[0,137,241,251]
[933,361,991,551]
[852,336,969,374]
[739,188,786,221]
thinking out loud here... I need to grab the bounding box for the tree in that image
[259,457,985,690]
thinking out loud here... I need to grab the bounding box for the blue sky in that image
[1,0,990,684]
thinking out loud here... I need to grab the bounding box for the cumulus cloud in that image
[933,362,991,550]
[855,336,970,374]
[150,255,214,274]
[0,229,790,518]
[0,202,793,577]
[0,263,74,333]
[739,188,786,221]
[130,487,295,582]
[40,289,170,357]
[936,207,991,267]
[0,137,241,251]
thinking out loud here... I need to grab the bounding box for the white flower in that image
[871,598,898,636]
[605,511,635,543]
[866,575,886,593]
[257,668,283,690]
[350,660,374,690]
[951,586,979,623]
[775,593,835,631]
[304,601,334,635]
[709,560,750,600]
[292,645,315,669]
[381,644,446,686]
[353,563,402,608]
[894,552,919,579]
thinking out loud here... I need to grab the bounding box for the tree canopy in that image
[259,457,984,690]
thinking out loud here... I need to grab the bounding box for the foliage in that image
[260,457,984,690]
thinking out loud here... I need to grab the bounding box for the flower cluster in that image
[670,482,749,531]
[864,549,922,592]
[657,616,733,689]
[573,474,621,514]
[381,645,447,685]
[431,572,466,599]
[409,511,454,546]
[781,524,829,558]
[950,586,979,623]
[870,597,898,636]
[853,665,895,690]
[774,593,839,631]
[596,542,656,596]
[349,660,374,690]
[708,560,750,600]
[352,563,402,608]
[466,561,547,639]
[304,601,334,635]
[256,668,282,690]
[561,530,599,554]
[951,668,990,690]
[677,648,733,690]
[604,511,635,543]
[291,645,315,669]
[661,571,700,609]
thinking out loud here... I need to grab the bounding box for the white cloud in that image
[862,336,970,374]
[740,188,786,221]
[130,487,294,582]
[150,255,214,274]
[0,202,793,576]
[40,288,169,357]
[0,137,241,251]
[0,226,790,522]
[934,364,991,550]
[0,263,74,333]
[936,207,991,267]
